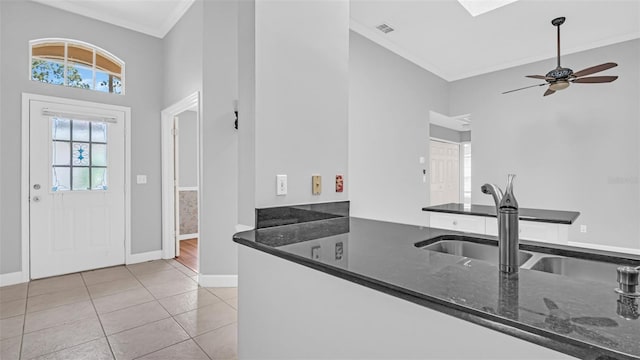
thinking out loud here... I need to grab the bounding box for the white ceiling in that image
[33,0,640,81]
[32,0,195,39]
[350,0,640,81]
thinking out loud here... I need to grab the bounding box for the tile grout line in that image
[80,271,117,360]
[18,282,29,360]
[7,261,235,360]
[167,306,215,360]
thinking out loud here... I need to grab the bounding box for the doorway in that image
[161,93,200,273]
[22,93,131,280]
[429,139,460,206]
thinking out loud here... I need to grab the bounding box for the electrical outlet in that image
[580,225,587,233]
[276,175,287,195]
[312,175,321,195]
[311,245,321,260]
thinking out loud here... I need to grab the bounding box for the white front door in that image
[29,99,126,279]
[430,139,460,206]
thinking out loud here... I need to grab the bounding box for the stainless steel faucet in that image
[482,174,520,273]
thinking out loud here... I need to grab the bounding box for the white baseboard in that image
[178,234,198,241]
[126,250,163,265]
[0,271,28,286]
[198,274,238,287]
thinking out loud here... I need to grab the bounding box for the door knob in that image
[32,196,41,202]
[33,184,41,190]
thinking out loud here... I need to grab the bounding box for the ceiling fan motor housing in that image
[546,67,573,80]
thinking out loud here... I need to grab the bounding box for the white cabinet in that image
[427,212,569,245]
[429,213,486,234]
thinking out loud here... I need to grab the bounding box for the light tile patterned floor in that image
[0,260,237,360]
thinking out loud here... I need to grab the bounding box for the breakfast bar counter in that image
[234,206,639,359]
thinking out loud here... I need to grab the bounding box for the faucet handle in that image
[499,174,519,210]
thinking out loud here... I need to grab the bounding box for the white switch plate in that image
[580,225,587,233]
[419,156,425,164]
[276,175,287,195]
[136,175,147,184]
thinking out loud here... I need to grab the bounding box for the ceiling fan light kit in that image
[503,17,619,97]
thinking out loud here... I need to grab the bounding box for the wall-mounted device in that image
[312,175,321,195]
[276,175,287,196]
[335,174,344,193]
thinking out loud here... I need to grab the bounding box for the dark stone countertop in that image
[234,217,640,360]
[423,203,581,224]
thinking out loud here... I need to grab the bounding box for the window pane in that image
[32,59,65,85]
[91,144,107,166]
[67,43,93,68]
[112,76,122,95]
[72,142,90,166]
[95,71,110,93]
[72,167,90,190]
[91,168,108,190]
[67,63,92,89]
[72,120,90,141]
[52,167,70,192]
[52,141,70,166]
[91,122,107,142]
[52,118,71,140]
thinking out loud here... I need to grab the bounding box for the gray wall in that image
[162,0,203,108]
[450,39,640,250]
[252,0,349,209]
[0,0,164,274]
[164,0,239,278]
[237,0,256,227]
[430,124,471,144]
[177,110,198,188]
[200,0,239,276]
[349,31,449,225]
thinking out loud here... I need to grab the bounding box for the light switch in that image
[312,175,321,195]
[136,175,147,184]
[276,175,287,196]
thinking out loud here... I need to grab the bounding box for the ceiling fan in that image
[503,17,618,97]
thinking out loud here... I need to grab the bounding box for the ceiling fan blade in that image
[502,83,547,94]
[572,62,617,78]
[526,75,548,80]
[543,88,556,96]
[572,76,618,83]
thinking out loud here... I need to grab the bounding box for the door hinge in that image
[172,128,178,136]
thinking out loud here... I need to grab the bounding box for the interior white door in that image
[29,100,126,279]
[430,140,460,206]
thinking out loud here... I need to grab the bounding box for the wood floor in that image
[175,238,198,272]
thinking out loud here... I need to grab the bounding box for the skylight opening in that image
[457,0,519,17]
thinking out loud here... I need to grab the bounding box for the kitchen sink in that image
[529,256,620,284]
[420,240,533,266]
[416,236,638,284]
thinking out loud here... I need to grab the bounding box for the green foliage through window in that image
[31,60,90,89]
[30,39,124,94]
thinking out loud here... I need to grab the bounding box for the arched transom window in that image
[30,39,125,94]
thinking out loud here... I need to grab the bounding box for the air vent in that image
[376,23,395,34]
